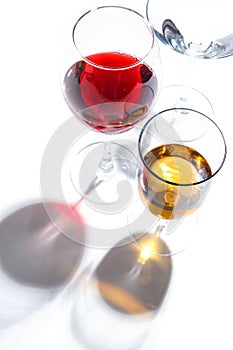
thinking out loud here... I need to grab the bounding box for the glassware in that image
[146,0,233,59]
[146,0,233,110]
[129,108,226,256]
[62,6,161,205]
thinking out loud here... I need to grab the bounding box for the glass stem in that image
[153,219,168,238]
[99,140,114,172]
[177,57,197,107]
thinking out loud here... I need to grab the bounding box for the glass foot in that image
[62,135,138,206]
[155,85,214,115]
[50,134,141,248]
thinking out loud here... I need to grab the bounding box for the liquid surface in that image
[63,52,158,133]
[139,144,212,219]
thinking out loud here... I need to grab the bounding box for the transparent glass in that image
[63,6,160,132]
[61,5,161,205]
[146,0,233,111]
[129,108,226,256]
[146,0,233,59]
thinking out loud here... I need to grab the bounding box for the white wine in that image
[139,144,212,220]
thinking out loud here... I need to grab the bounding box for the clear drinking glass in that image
[147,0,233,59]
[146,0,233,110]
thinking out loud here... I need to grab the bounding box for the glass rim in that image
[138,107,227,187]
[72,5,156,71]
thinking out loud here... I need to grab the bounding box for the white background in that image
[0,0,233,349]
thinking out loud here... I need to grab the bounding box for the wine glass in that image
[147,0,233,59]
[146,0,233,110]
[129,107,226,256]
[62,5,161,205]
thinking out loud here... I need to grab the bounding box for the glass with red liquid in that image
[62,6,161,205]
[64,51,158,133]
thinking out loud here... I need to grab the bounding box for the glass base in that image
[155,84,214,115]
[63,140,137,206]
[57,136,141,248]
[40,123,142,249]
[151,85,214,143]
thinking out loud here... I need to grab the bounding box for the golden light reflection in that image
[136,232,171,263]
[137,244,153,265]
[136,236,164,265]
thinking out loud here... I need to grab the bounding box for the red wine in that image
[63,52,158,133]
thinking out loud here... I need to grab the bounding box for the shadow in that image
[71,236,172,350]
[95,236,172,314]
[0,201,85,328]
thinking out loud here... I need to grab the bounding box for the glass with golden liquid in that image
[139,143,212,220]
[131,107,226,256]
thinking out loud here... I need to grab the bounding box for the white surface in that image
[0,1,233,349]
